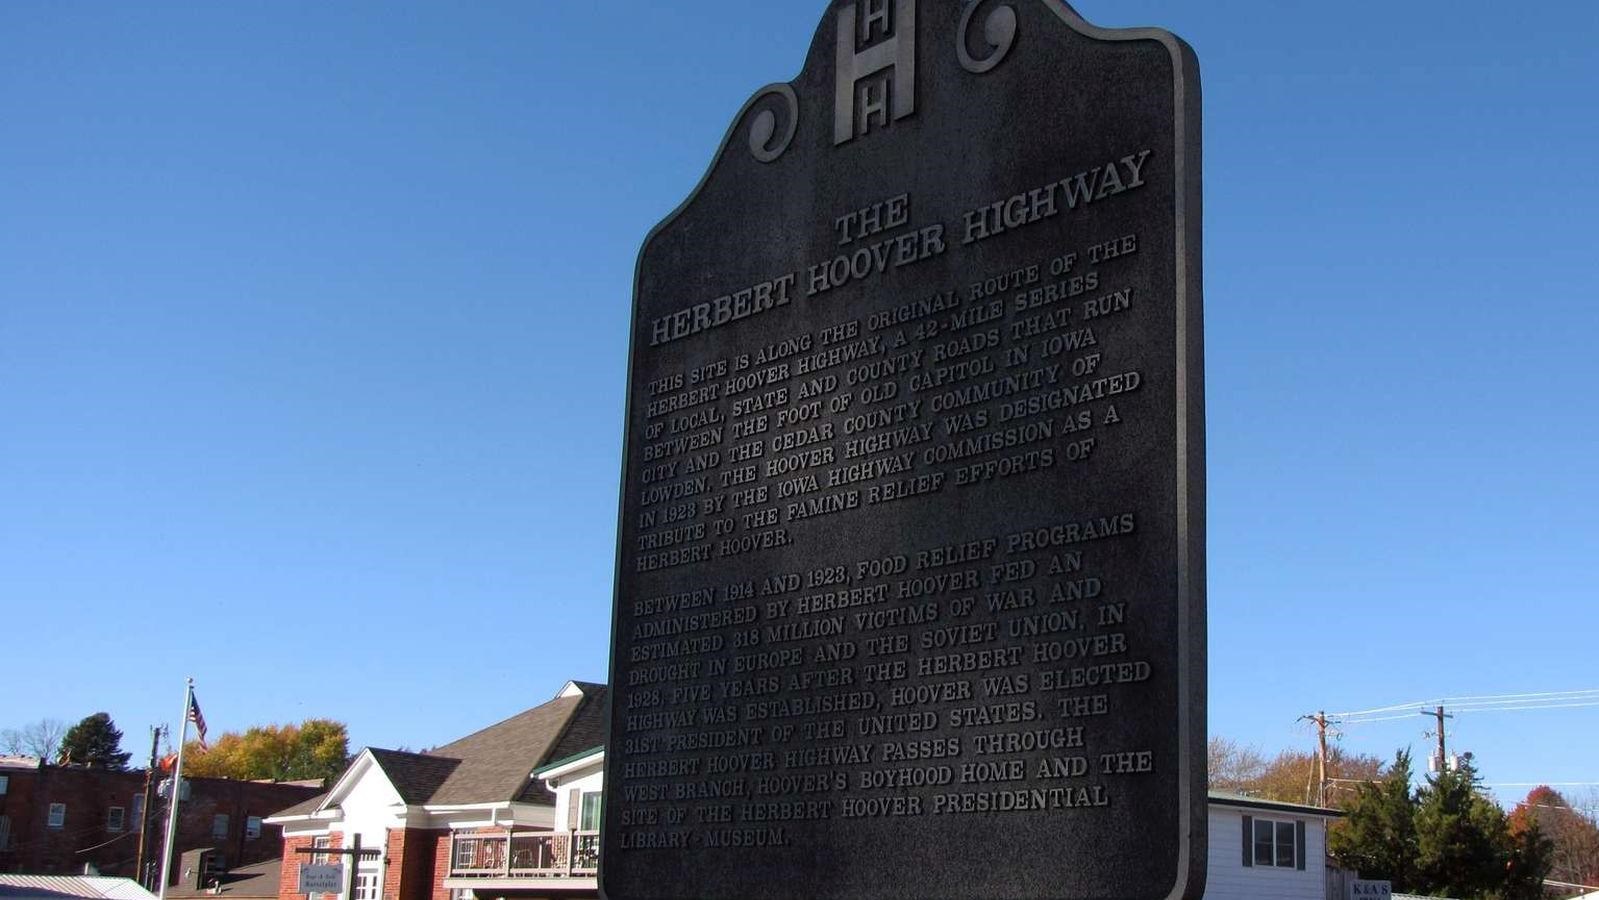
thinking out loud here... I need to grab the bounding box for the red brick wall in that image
[0,764,318,879]
[429,832,452,900]
[0,764,42,874]
[383,829,440,900]
[278,832,341,900]
[279,836,311,899]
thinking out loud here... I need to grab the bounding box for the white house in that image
[265,682,607,900]
[1204,791,1343,900]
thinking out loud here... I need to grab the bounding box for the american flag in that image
[188,693,209,749]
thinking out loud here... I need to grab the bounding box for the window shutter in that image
[1295,820,1306,871]
[1241,815,1253,867]
[566,789,581,830]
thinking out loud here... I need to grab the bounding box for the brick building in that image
[267,682,606,900]
[0,755,319,885]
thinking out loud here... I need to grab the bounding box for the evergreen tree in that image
[1329,749,1419,890]
[1414,758,1509,898]
[58,712,132,770]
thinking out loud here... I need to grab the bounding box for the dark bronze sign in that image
[605,2,1202,897]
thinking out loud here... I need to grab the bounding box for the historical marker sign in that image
[605,2,1202,898]
[297,865,343,895]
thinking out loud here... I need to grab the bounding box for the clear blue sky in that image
[3,0,1596,804]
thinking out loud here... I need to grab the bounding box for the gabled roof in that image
[424,682,607,806]
[367,749,460,804]
[277,682,610,819]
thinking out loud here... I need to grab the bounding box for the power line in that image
[1440,688,1599,704]
[1323,690,1599,725]
[1486,782,1599,788]
[1338,689,1599,714]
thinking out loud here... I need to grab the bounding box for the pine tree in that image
[1414,758,1508,898]
[58,712,132,770]
[1329,749,1419,890]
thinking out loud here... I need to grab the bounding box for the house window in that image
[579,792,603,831]
[107,807,125,832]
[245,816,262,840]
[354,870,379,900]
[212,814,229,839]
[1251,816,1300,868]
[130,795,144,831]
[454,837,474,868]
[312,835,332,864]
[48,803,67,829]
[0,815,11,850]
[0,775,8,794]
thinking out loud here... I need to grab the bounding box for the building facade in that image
[0,756,319,884]
[268,682,607,900]
[1204,792,1343,900]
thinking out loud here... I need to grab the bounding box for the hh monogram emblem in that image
[834,0,916,145]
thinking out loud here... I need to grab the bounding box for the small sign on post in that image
[297,865,344,895]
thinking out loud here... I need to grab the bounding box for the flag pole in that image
[157,678,193,900]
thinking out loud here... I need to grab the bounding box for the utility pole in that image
[1299,712,1331,806]
[135,725,165,889]
[1420,705,1453,772]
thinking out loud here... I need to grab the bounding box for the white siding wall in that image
[1204,805,1328,900]
[340,766,405,850]
[548,766,604,830]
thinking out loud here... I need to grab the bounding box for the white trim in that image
[319,750,391,812]
[419,803,513,814]
[280,823,335,839]
[264,809,342,827]
[535,749,604,784]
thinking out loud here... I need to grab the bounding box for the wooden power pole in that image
[1420,705,1453,772]
[135,725,164,888]
[1299,711,1331,806]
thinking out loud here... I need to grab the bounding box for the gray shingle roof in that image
[281,683,608,813]
[366,749,460,805]
[424,683,606,806]
[268,792,327,819]
[544,684,607,767]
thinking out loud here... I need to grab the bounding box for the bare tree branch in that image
[1,718,68,760]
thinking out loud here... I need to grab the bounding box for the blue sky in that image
[3,0,1596,804]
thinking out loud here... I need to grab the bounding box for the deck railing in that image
[448,830,599,879]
